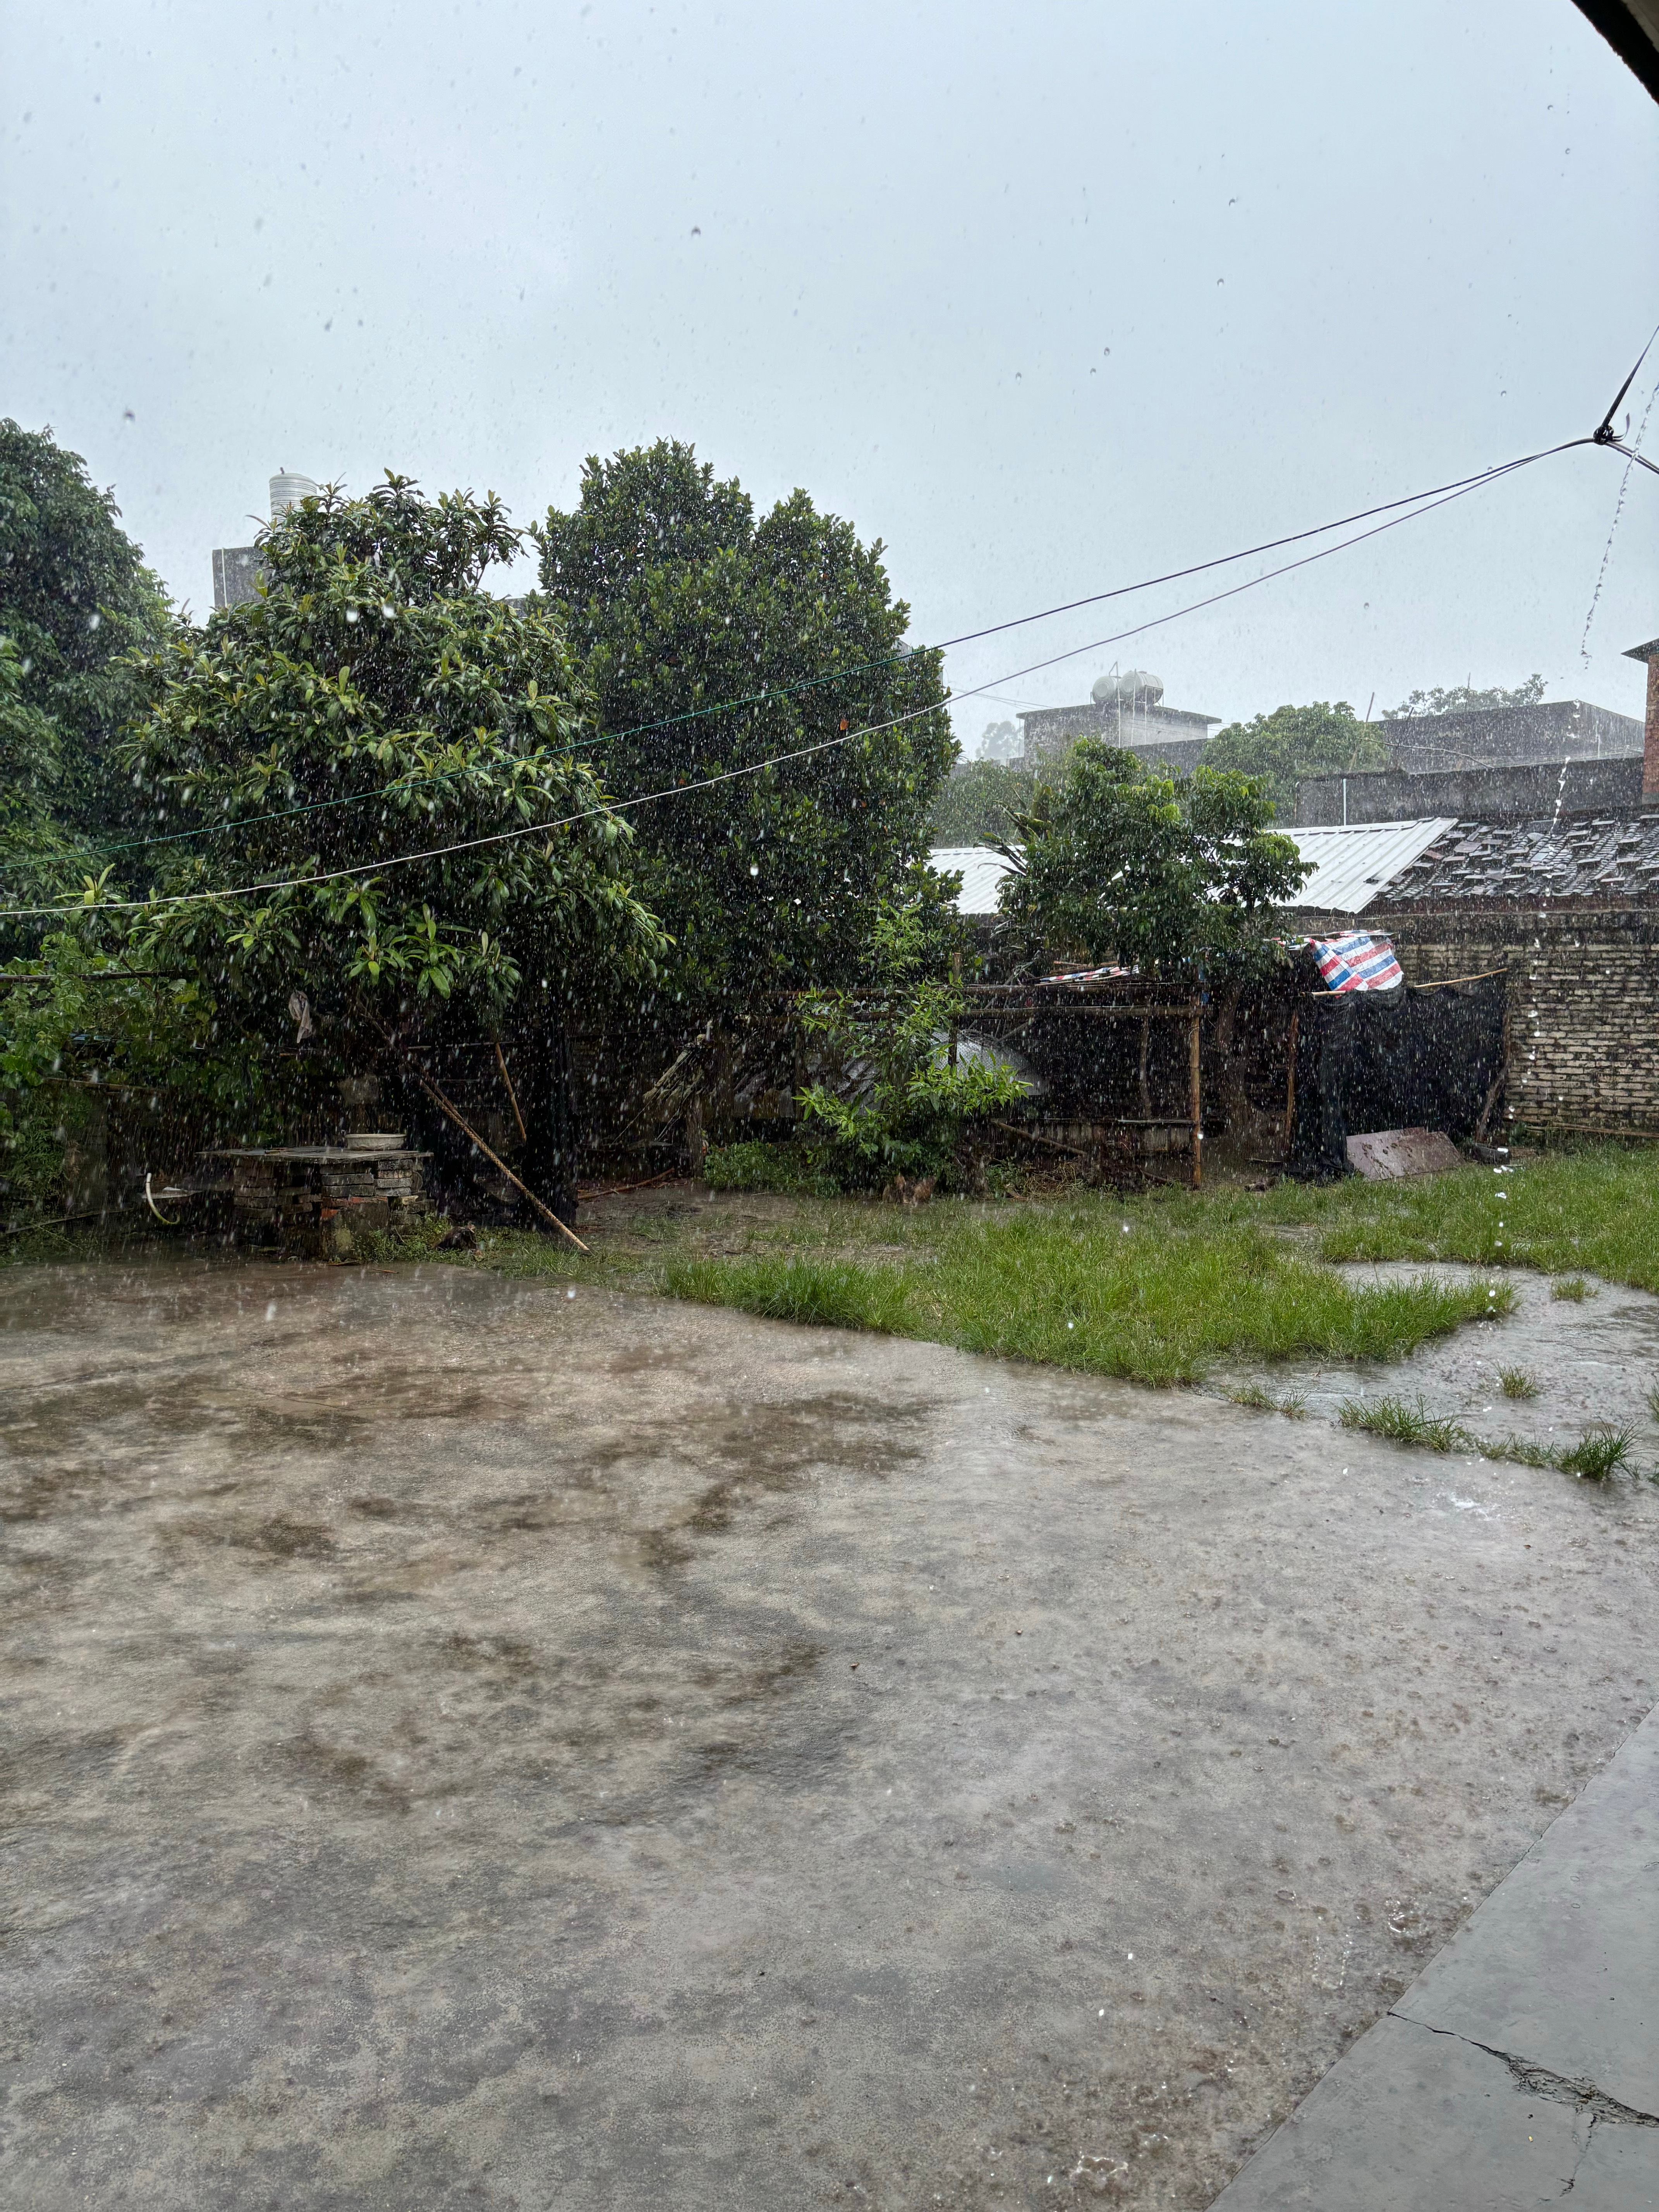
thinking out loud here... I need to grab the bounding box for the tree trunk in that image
[515,1015,579,1230]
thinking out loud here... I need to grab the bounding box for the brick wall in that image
[1376,906,1659,1134]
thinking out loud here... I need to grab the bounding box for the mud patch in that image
[166,1513,337,1561]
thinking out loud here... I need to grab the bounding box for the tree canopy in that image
[927,756,1037,845]
[534,440,956,1008]
[1204,699,1388,816]
[0,419,174,843]
[1387,673,1546,719]
[123,477,665,1061]
[994,740,1309,978]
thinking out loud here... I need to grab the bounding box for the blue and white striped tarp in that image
[1312,931,1403,993]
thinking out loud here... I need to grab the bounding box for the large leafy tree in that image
[994,740,1309,979]
[927,756,1037,845]
[112,476,665,1219]
[1205,699,1388,817]
[0,419,174,843]
[533,441,956,1013]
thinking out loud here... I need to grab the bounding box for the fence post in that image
[1189,1007,1203,1189]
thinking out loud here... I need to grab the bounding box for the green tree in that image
[796,884,1027,1188]
[1205,699,1387,816]
[927,756,1037,845]
[109,475,665,1220]
[994,741,1309,978]
[1387,673,1546,719]
[533,441,956,1014]
[0,636,82,914]
[0,420,174,840]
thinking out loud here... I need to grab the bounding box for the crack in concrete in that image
[1560,2109,1595,2197]
[1396,2014,1659,2130]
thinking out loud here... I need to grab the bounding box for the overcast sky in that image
[4,0,1656,749]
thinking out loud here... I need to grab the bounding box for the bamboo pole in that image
[494,1037,529,1143]
[354,1002,587,1252]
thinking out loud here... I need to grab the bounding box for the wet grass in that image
[1226,1382,1308,1419]
[1340,1394,1468,1453]
[1498,1365,1540,1400]
[1338,1395,1639,1481]
[1250,1146,1659,1292]
[665,1218,1508,1388]
[1551,1276,1592,1302]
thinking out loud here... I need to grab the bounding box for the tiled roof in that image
[1382,812,1659,905]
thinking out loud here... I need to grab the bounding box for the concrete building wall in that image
[1379,907,1659,1135]
[1294,757,1645,826]
[1016,700,1217,772]
[1380,699,1642,774]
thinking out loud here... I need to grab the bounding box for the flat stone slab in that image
[1211,2012,1659,2209]
[1345,1128,1465,1180]
[1212,1707,1659,2206]
[1396,1708,1659,2114]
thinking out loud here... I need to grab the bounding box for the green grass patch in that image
[666,1213,1505,1388]
[1340,1394,1469,1453]
[1498,1365,1539,1400]
[664,1254,918,1334]
[1272,1147,1659,1291]
[1551,1276,1592,1302]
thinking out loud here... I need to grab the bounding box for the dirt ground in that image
[4,1251,1659,2210]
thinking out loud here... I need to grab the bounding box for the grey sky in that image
[4,0,1656,747]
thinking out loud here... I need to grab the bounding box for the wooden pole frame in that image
[353,1000,588,1253]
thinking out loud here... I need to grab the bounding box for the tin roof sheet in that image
[1286,819,1459,914]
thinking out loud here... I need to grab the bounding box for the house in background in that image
[1016,670,1220,774]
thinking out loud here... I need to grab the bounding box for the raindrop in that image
[749,863,759,876]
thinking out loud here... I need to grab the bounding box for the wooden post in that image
[1189,1006,1203,1189]
[1283,1010,1300,1158]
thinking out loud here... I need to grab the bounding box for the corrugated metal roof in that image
[1286,819,1458,914]
[934,822,1455,921]
[931,845,1013,915]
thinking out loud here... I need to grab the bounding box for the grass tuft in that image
[1226,1382,1307,1419]
[1498,1365,1540,1400]
[1554,1424,1633,1480]
[1551,1276,1593,1303]
[1339,1395,1471,1453]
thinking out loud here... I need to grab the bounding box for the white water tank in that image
[270,471,319,517]
[1091,669,1164,707]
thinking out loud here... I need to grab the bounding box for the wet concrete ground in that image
[4,1254,1659,2210]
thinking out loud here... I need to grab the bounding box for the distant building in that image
[1378,696,1642,775]
[1016,670,1219,773]
[211,471,319,609]
[1296,691,1650,825]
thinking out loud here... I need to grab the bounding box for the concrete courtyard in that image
[4,1252,1659,2208]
